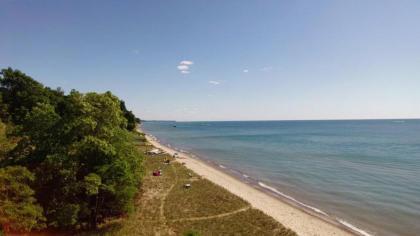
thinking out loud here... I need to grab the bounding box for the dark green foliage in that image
[0,121,16,162]
[0,68,49,124]
[120,100,140,131]
[0,93,9,122]
[0,166,45,232]
[0,68,144,231]
[184,230,202,236]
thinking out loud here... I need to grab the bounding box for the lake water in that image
[142,120,420,236]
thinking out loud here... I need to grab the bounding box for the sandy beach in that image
[142,131,355,236]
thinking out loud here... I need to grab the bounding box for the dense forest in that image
[0,68,143,233]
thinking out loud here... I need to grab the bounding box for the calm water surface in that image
[142,120,420,236]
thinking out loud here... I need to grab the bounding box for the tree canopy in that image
[0,68,143,232]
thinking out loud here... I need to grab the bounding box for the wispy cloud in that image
[208,80,220,85]
[177,60,194,74]
[180,60,194,65]
[177,65,189,71]
[132,49,140,55]
[243,69,249,73]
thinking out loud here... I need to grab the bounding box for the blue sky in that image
[1,0,419,121]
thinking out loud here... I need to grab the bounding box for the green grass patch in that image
[169,208,296,236]
[165,178,248,219]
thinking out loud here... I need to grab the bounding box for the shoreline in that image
[140,129,363,236]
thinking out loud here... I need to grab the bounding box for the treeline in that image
[0,68,144,233]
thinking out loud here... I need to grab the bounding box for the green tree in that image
[0,166,45,232]
[120,100,139,131]
[0,68,50,124]
[0,121,16,162]
[1,68,144,230]
[14,91,142,229]
[0,93,9,122]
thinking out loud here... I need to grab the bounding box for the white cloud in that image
[177,65,189,71]
[208,80,220,85]
[177,60,194,74]
[243,69,249,73]
[180,60,194,65]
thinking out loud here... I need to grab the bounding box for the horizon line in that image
[143,118,420,122]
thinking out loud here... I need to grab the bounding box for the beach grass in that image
[79,137,296,236]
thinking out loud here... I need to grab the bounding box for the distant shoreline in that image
[138,126,362,236]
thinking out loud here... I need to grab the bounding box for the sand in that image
[143,132,355,236]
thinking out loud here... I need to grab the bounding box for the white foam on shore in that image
[258,182,328,216]
[338,219,373,236]
[219,165,226,169]
[257,182,372,236]
[243,174,249,178]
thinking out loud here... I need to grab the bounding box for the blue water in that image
[142,120,420,236]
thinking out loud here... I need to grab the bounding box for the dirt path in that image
[171,206,251,222]
[151,161,255,234]
[160,164,178,220]
[157,164,178,236]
